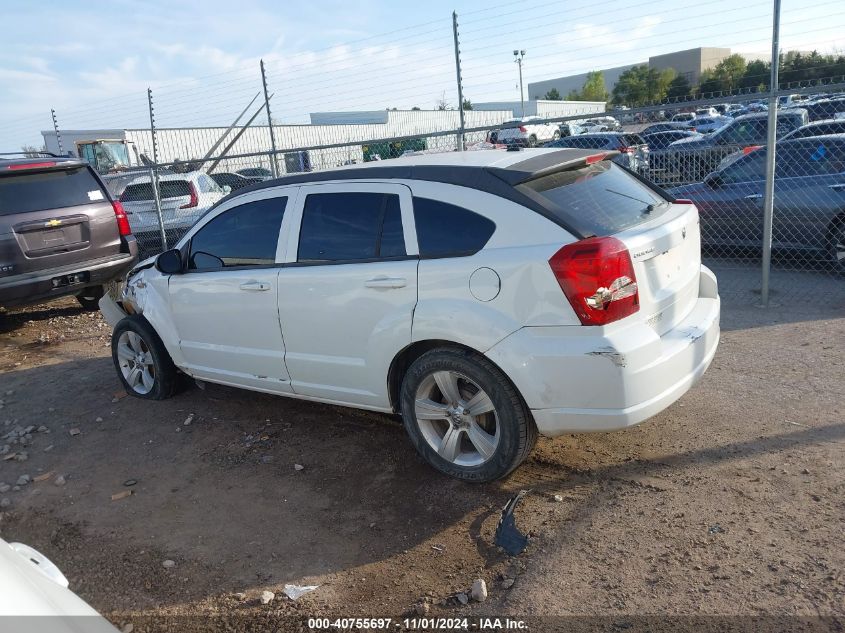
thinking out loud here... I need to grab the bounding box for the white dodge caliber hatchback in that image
[100,149,720,482]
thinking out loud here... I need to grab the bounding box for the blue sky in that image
[1,0,842,149]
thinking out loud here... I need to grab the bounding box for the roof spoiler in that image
[486,148,619,186]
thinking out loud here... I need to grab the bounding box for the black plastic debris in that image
[494,490,529,556]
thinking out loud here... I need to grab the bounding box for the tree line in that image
[540,50,845,107]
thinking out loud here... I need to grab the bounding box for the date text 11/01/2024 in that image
[308,617,529,630]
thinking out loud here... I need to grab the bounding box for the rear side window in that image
[521,162,668,235]
[298,192,405,262]
[121,180,190,201]
[188,197,287,270]
[413,197,495,257]
[0,167,106,215]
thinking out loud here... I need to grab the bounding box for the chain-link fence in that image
[11,0,844,309]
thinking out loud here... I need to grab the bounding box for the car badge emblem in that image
[46,219,62,227]
[682,226,687,239]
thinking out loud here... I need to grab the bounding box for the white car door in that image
[277,182,418,409]
[167,193,293,393]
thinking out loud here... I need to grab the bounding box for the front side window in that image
[188,197,287,270]
[297,192,405,262]
[720,151,766,184]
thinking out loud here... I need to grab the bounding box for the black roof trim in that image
[227,149,626,238]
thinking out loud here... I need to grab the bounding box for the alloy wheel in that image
[414,370,500,467]
[115,331,156,395]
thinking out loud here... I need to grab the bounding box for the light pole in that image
[513,49,526,118]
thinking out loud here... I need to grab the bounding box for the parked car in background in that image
[667,135,845,270]
[670,112,696,127]
[695,107,719,118]
[0,155,137,310]
[558,122,585,137]
[689,115,732,134]
[100,149,719,482]
[641,123,679,135]
[804,97,845,122]
[778,119,845,142]
[489,117,560,146]
[119,171,229,257]
[545,132,650,173]
[645,131,704,181]
[236,167,274,181]
[581,116,622,133]
[210,172,263,191]
[661,109,809,183]
[643,130,702,150]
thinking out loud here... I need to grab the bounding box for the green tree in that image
[544,88,562,100]
[580,71,609,102]
[612,65,673,106]
[740,59,770,91]
[462,98,473,110]
[711,54,747,93]
[565,89,580,100]
[666,74,691,100]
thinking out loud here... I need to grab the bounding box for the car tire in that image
[399,347,537,482]
[528,134,538,147]
[111,315,178,400]
[489,132,498,144]
[828,216,845,273]
[76,285,104,311]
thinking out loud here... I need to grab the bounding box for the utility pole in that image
[50,109,64,156]
[452,12,466,151]
[260,59,279,177]
[147,87,167,251]
[513,49,526,118]
[760,0,781,307]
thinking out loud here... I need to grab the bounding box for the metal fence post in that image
[452,11,466,152]
[147,87,167,251]
[760,0,781,308]
[50,109,64,156]
[260,60,280,176]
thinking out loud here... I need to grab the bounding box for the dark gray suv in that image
[0,156,138,310]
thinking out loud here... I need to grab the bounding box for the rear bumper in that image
[486,266,720,435]
[0,237,138,308]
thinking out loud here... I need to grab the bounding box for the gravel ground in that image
[0,286,842,632]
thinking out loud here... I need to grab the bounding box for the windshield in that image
[520,161,669,236]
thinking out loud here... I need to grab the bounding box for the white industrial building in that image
[41,103,606,176]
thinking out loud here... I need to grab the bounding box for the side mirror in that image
[222,185,232,195]
[155,248,183,275]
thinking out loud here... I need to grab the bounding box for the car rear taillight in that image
[112,201,131,237]
[743,145,762,155]
[618,146,634,154]
[519,126,527,133]
[179,183,199,209]
[549,237,639,326]
[674,198,694,205]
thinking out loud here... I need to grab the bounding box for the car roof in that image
[230,148,619,238]
[734,109,806,121]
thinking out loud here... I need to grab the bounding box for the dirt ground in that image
[0,292,843,632]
